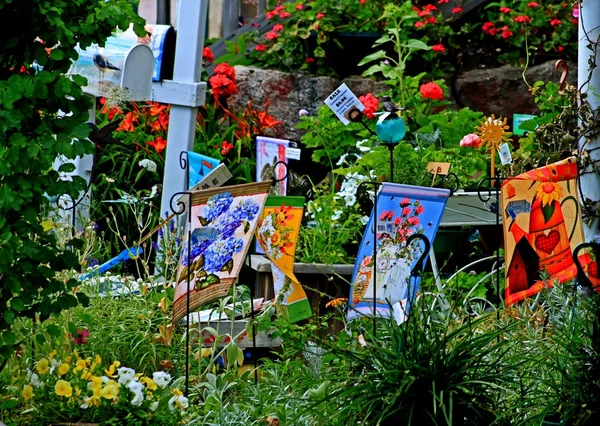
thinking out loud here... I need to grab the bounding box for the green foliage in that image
[0,0,144,368]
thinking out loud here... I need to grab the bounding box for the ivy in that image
[0,0,145,367]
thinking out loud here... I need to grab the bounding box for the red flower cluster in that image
[432,44,445,53]
[99,97,123,120]
[499,7,511,13]
[527,2,539,8]
[255,44,267,51]
[419,82,444,101]
[202,46,214,63]
[116,111,139,132]
[266,5,286,19]
[501,25,513,39]
[482,21,500,36]
[359,93,379,119]
[209,63,238,98]
[550,19,562,26]
[147,136,167,153]
[514,15,532,24]
[452,7,463,14]
[70,329,90,345]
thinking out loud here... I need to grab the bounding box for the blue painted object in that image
[375,116,406,144]
[79,247,143,281]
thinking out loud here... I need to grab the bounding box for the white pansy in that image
[169,395,189,411]
[153,371,172,389]
[336,153,348,166]
[28,371,43,388]
[117,367,136,385]
[127,380,144,393]
[130,389,144,406]
[138,159,157,172]
[359,216,369,225]
[150,401,159,411]
[356,139,371,152]
[331,209,343,221]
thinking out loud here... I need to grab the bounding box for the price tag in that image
[324,83,365,125]
[498,143,513,165]
[286,147,301,160]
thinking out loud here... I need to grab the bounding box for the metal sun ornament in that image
[475,114,510,180]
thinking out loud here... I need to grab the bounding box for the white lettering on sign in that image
[324,83,365,125]
[286,147,301,160]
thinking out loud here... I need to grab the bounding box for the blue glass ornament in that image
[375,115,406,144]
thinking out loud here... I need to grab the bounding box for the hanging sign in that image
[324,83,365,125]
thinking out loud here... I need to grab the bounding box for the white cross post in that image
[155,0,209,218]
[578,0,600,240]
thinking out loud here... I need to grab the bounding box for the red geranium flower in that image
[116,112,139,132]
[221,140,234,156]
[280,11,291,18]
[418,10,431,17]
[296,4,303,10]
[255,44,267,51]
[557,45,564,52]
[425,16,437,24]
[415,205,425,214]
[515,15,532,24]
[415,21,424,28]
[358,93,379,119]
[423,4,437,11]
[273,24,284,32]
[452,7,463,14]
[265,31,279,40]
[431,44,445,53]
[147,136,167,153]
[499,7,511,13]
[213,63,236,80]
[550,19,562,26]
[202,46,214,63]
[316,12,325,19]
[209,74,238,98]
[438,0,449,3]
[420,81,444,100]
[306,57,315,63]
[501,26,514,39]
[482,22,499,36]
[400,198,411,207]
[527,2,539,7]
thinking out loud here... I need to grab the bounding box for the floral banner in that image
[347,184,450,324]
[502,157,584,305]
[256,196,311,322]
[256,136,289,196]
[172,182,271,323]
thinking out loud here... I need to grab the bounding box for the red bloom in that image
[252,22,260,27]
[452,7,463,14]
[361,0,367,3]
[418,10,431,17]
[415,205,425,215]
[258,108,283,128]
[420,81,444,100]
[280,11,291,18]
[147,136,167,153]
[265,31,279,40]
[305,57,315,63]
[423,4,437,11]
[99,97,123,120]
[526,2,539,7]
[412,6,420,11]
[214,63,236,80]
[499,7,511,13]
[202,46,214,63]
[407,216,420,226]
[296,4,303,10]
[266,11,277,19]
[149,102,167,117]
[557,45,564,52]
[550,19,562,26]
[273,24,284,32]
[425,16,437,24]
[221,140,234,156]
[514,15,532,24]
[400,198,411,207]
[70,329,90,345]
[501,26,514,39]
[438,0,449,3]
[150,112,169,132]
[482,22,499,36]
[394,217,402,226]
[209,74,238,98]
[415,21,424,28]
[255,44,267,51]
[116,112,138,132]
[379,211,391,221]
[316,12,325,19]
[359,93,379,119]
[402,207,412,216]
[431,44,445,53]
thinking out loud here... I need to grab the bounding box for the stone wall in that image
[229,61,577,141]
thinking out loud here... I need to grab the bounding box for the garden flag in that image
[172,181,271,323]
[347,184,450,324]
[502,157,584,305]
[187,152,220,190]
[256,136,289,196]
[255,196,311,323]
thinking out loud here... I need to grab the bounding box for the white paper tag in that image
[324,83,365,125]
[498,143,513,165]
[286,147,301,160]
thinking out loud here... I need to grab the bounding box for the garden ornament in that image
[79,246,143,281]
[475,114,510,182]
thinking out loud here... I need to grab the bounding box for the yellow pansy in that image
[81,368,93,381]
[75,359,87,371]
[49,350,57,360]
[91,377,103,398]
[95,354,102,364]
[55,380,73,398]
[58,363,70,376]
[171,388,183,397]
[141,376,158,391]
[105,360,121,377]
[22,384,33,401]
[65,356,72,363]
[74,386,81,397]
[36,359,49,375]
[101,381,119,400]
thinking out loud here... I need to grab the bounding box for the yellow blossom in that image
[75,359,87,371]
[101,381,119,400]
[105,360,121,377]
[36,358,49,375]
[535,182,563,207]
[65,356,72,363]
[49,350,57,360]
[75,386,81,397]
[58,363,70,376]
[55,380,73,398]
[22,384,33,401]
[95,354,102,365]
[171,388,183,397]
[91,377,103,398]
[81,368,93,381]
[141,376,158,391]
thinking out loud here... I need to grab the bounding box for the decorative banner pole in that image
[158,0,209,220]
[475,114,510,183]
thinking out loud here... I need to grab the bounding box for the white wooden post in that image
[578,0,600,240]
[155,0,208,218]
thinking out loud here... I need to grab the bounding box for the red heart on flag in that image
[535,230,560,255]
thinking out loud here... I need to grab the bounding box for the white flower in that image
[50,358,60,374]
[150,401,159,411]
[130,389,144,406]
[298,109,309,117]
[81,397,91,409]
[127,380,144,393]
[27,371,43,388]
[138,159,157,172]
[336,153,348,166]
[153,371,172,389]
[359,216,369,225]
[169,395,189,411]
[342,193,356,207]
[117,367,136,385]
[331,209,343,221]
[356,139,371,152]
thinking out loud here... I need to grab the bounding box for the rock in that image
[455,60,577,119]
[229,66,387,141]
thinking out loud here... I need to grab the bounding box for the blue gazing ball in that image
[375,116,406,144]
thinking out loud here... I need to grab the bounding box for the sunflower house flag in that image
[256,196,311,322]
[172,182,271,323]
[347,184,450,324]
[502,157,584,305]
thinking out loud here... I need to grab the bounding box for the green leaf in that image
[357,49,387,66]
[68,321,79,337]
[10,298,24,311]
[373,35,392,46]
[3,310,15,325]
[2,331,16,346]
[50,48,64,60]
[36,333,46,345]
[76,292,90,307]
[0,399,19,410]
[362,64,383,77]
[400,39,430,51]
[47,324,61,337]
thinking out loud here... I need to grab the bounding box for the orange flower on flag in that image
[535,182,562,207]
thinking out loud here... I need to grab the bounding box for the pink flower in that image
[296,3,303,10]
[316,12,325,19]
[572,8,579,18]
[265,31,279,40]
[432,44,445,53]
[415,205,425,215]
[452,7,463,14]
[280,11,291,18]
[70,329,90,345]
[514,15,532,24]
[527,2,539,8]
[255,44,267,51]
[298,109,309,117]
[273,24,284,32]
[379,211,391,221]
[459,133,483,148]
[400,198,411,207]
[415,21,424,28]
[499,7,511,13]
[550,19,562,26]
